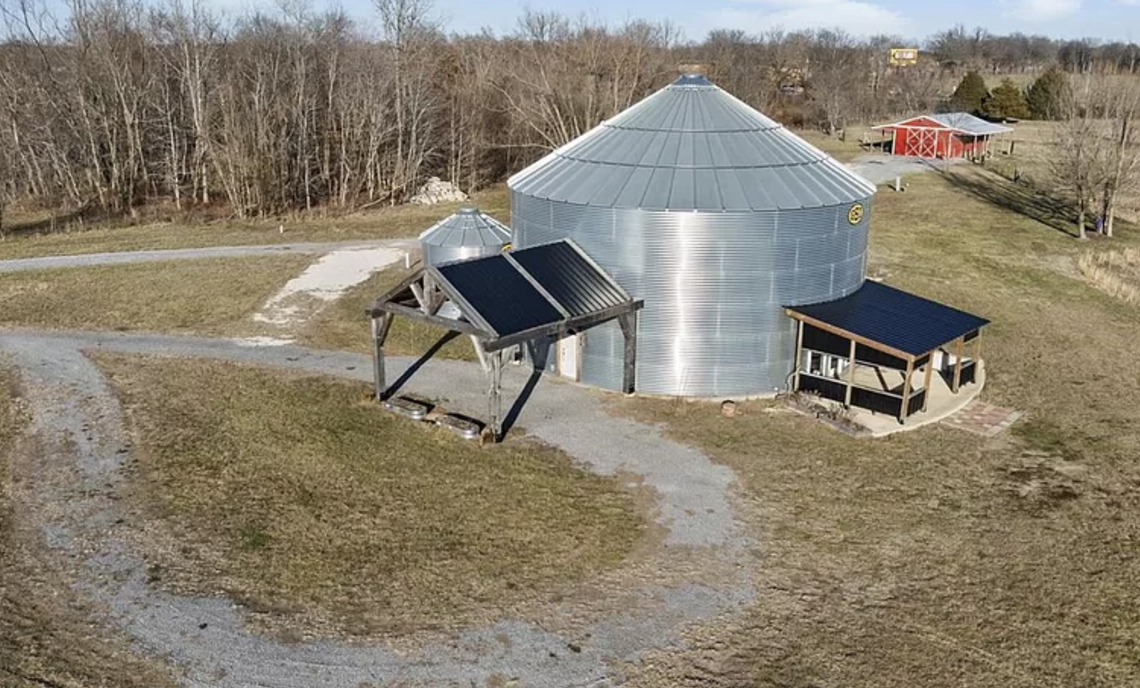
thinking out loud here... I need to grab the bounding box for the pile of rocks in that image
[410,177,468,205]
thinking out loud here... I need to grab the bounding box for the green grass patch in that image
[98,354,643,637]
[0,255,310,335]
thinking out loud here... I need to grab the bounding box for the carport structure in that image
[785,280,989,424]
[368,240,644,437]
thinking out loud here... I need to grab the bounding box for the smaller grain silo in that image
[419,206,512,266]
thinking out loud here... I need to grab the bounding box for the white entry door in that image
[558,334,580,381]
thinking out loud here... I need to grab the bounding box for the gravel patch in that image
[252,247,407,328]
[1,330,758,688]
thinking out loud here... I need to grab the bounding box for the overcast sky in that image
[354,0,1140,42]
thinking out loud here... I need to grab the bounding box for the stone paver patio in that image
[941,399,1024,436]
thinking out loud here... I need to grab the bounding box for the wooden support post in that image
[618,311,638,395]
[471,335,490,372]
[487,349,503,440]
[410,282,429,312]
[922,356,934,412]
[371,313,394,400]
[899,357,916,423]
[952,336,965,393]
[792,319,805,391]
[844,337,856,408]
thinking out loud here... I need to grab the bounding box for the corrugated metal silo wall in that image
[422,243,502,267]
[512,191,872,397]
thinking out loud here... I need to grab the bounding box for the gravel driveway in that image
[1,330,757,688]
[0,240,417,273]
[847,153,961,185]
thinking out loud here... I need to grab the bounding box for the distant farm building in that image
[872,113,1012,159]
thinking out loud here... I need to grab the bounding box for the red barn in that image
[872,112,1012,159]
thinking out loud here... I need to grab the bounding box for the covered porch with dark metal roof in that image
[368,240,644,440]
[785,280,990,426]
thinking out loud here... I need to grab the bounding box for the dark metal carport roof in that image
[368,239,645,437]
[786,280,989,358]
[371,239,643,352]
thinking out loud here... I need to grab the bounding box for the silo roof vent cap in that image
[673,73,714,87]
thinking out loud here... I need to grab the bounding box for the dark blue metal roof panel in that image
[788,281,989,356]
[435,256,563,337]
[510,241,630,318]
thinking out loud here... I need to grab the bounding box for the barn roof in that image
[508,74,876,212]
[874,112,1013,136]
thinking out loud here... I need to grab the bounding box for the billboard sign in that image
[889,48,919,66]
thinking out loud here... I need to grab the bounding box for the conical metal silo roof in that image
[508,74,877,212]
[419,206,512,248]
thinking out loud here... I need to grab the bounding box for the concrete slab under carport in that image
[845,360,988,438]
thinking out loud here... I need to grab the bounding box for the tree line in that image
[0,0,1138,223]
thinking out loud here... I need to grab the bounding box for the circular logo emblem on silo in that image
[847,203,865,225]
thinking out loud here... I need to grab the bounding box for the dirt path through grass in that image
[0,329,756,688]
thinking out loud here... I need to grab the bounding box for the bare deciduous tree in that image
[1097,76,1140,237]
[1051,76,1106,239]
[0,2,1135,220]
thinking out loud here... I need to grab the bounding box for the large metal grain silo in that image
[509,74,877,397]
[419,206,512,267]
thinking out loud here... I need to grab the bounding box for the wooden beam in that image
[487,349,503,440]
[922,358,934,412]
[899,357,916,423]
[410,282,429,312]
[369,269,425,316]
[470,335,491,372]
[377,301,488,337]
[370,313,394,400]
[844,337,856,408]
[952,336,965,393]
[785,310,914,362]
[619,311,638,395]
[422,272,444,316]
[792,318,805,391]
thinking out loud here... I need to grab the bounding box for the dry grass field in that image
[0,255,310,335]
[96,354,643,639]
[796,129,867,162]
[0,187,510,260]
[616,165,1140,688]
[4,136,1140,686]
[1078,247,1140,303]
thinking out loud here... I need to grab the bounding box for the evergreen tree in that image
[1026,66,1072,120]
[983,78,1031,120]
[951,70,990,114]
